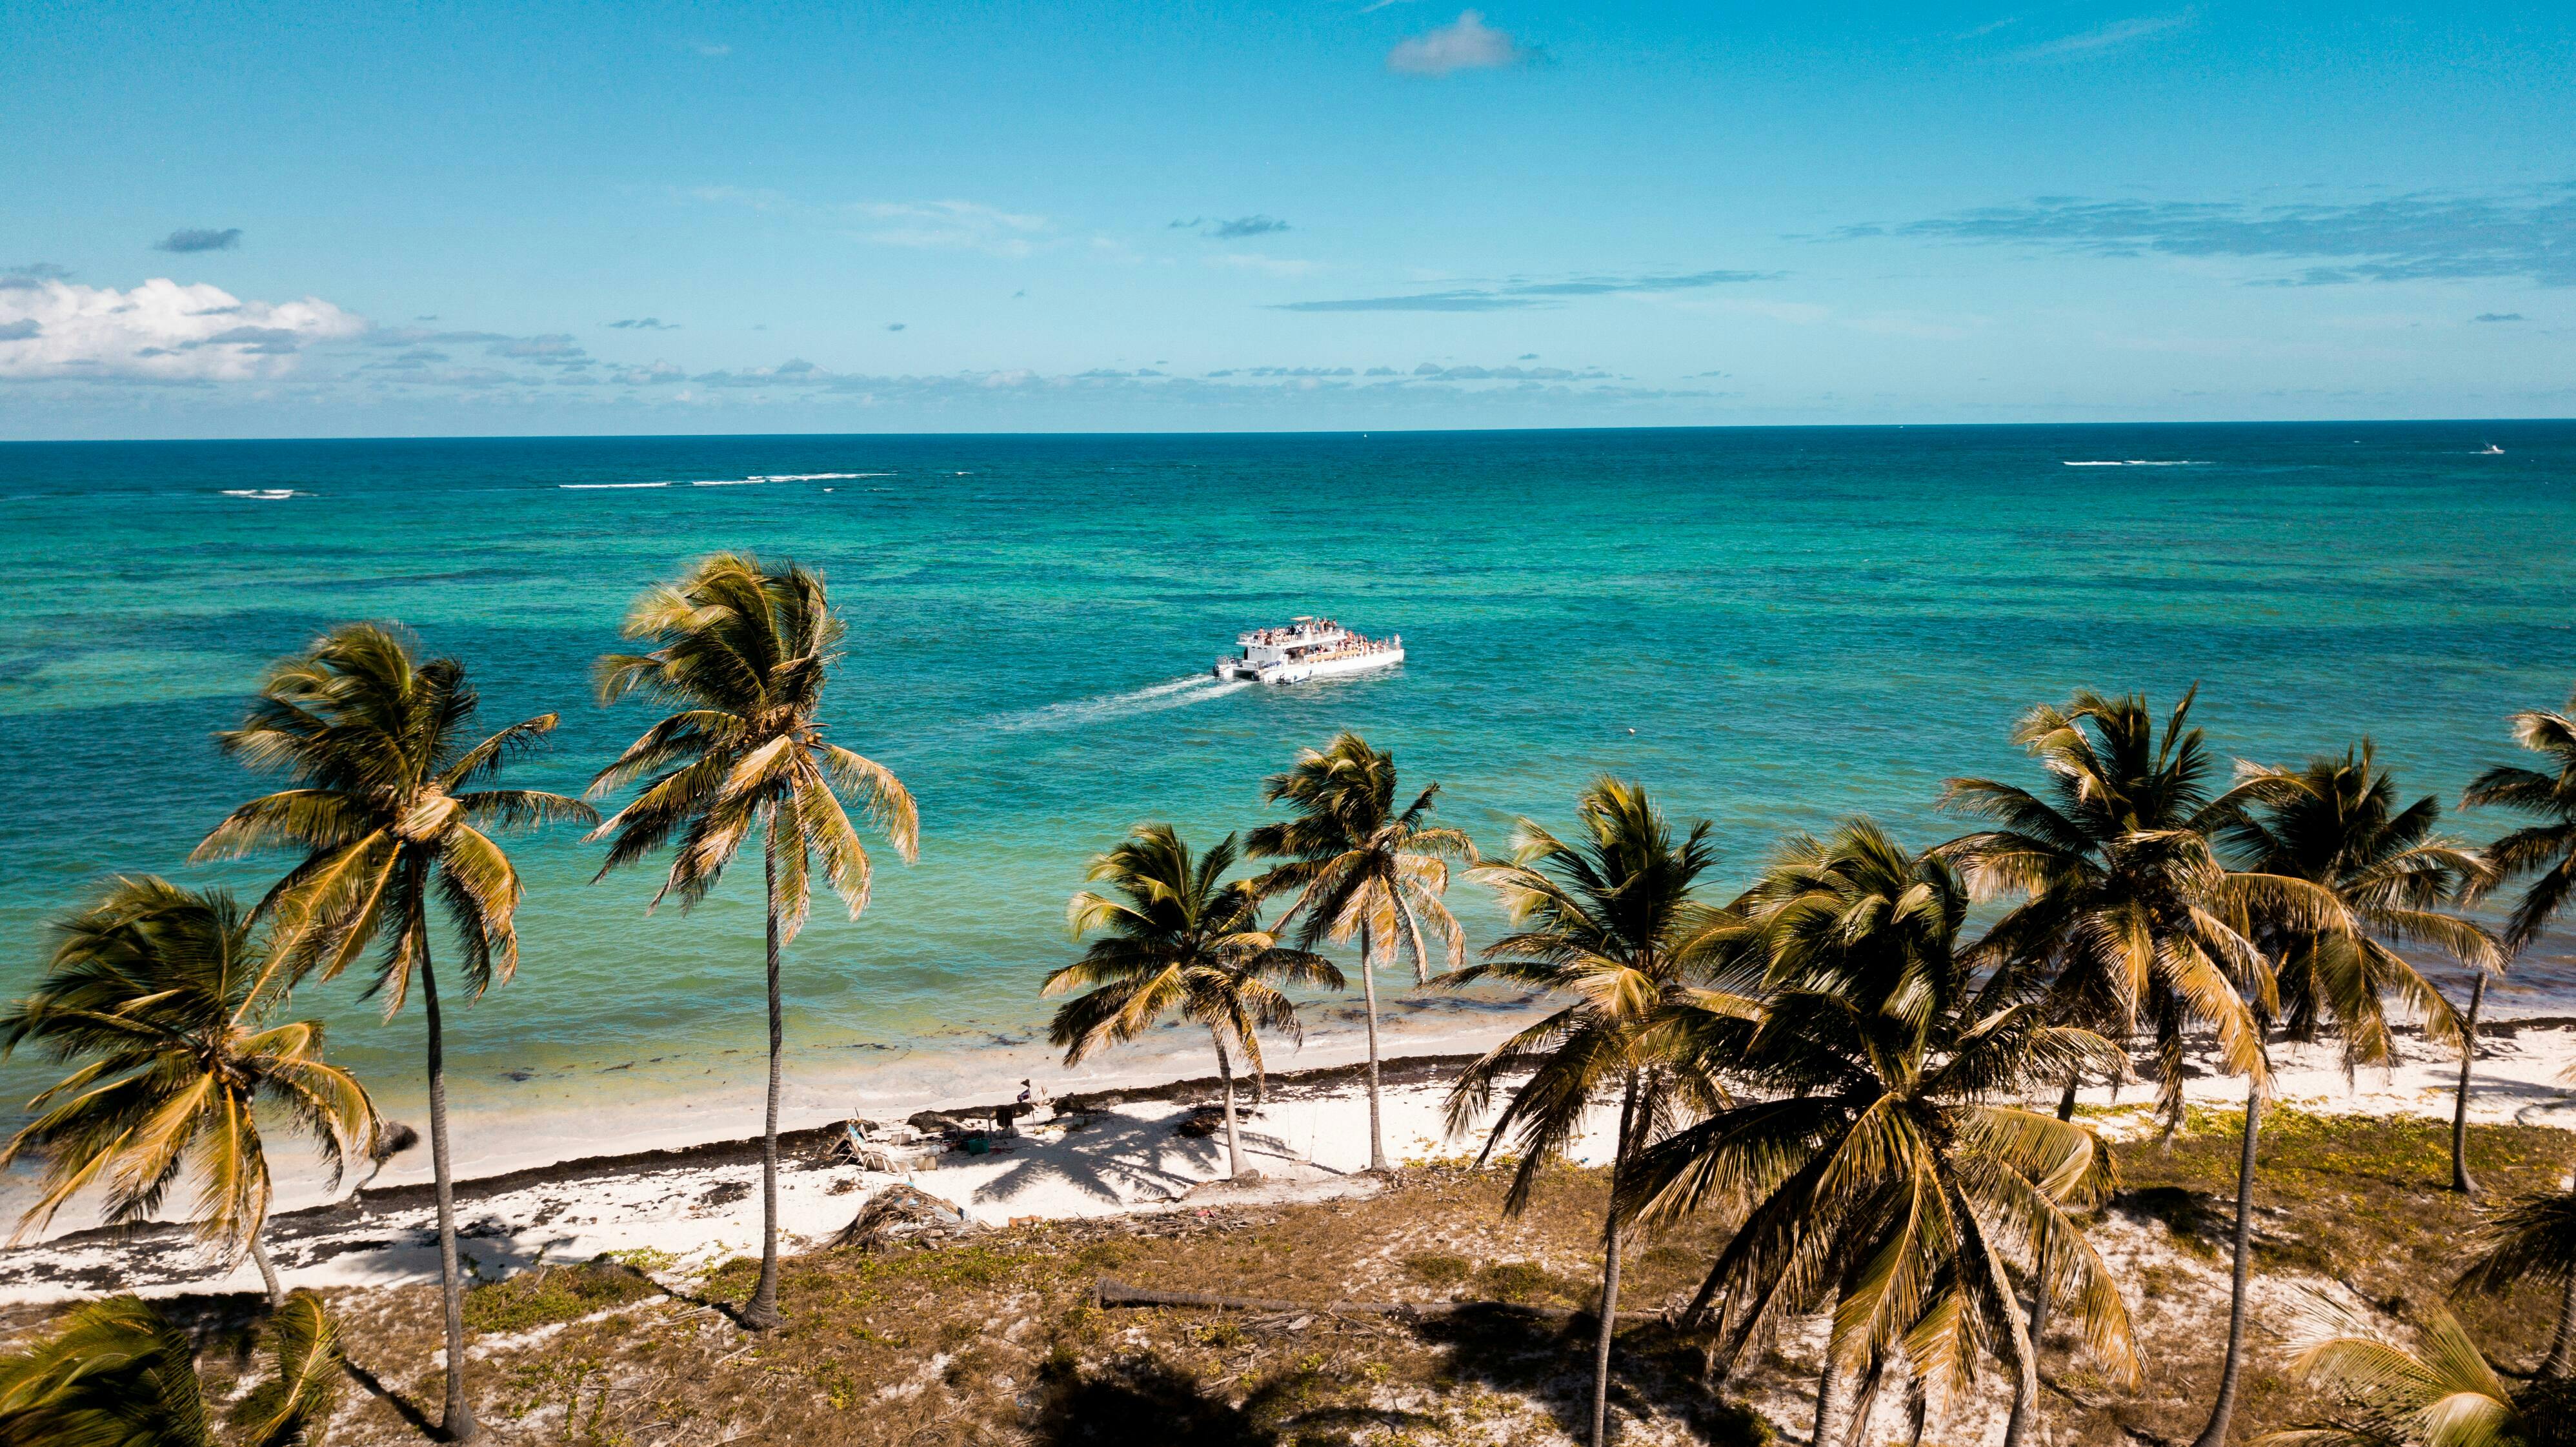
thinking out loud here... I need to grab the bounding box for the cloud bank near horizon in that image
[1853,184,2576,287]
[0,274,360,381]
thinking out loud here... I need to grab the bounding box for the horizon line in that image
[3,416,2571,447]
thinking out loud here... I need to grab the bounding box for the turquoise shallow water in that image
[2,423,2573,1145]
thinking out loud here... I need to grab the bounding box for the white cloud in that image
[0,276,361,382]
[2013,11,2194,59]
[1212,254,1322,278]
[845,200,1051,256]
[683,185,790,212]
[1387,10,1529,76]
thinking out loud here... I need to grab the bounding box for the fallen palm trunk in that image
[1094,1277,1578,1320]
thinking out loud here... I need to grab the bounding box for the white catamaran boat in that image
[1214,617,1405,685]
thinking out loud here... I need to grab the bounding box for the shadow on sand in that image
[964,1108,1337,1211]
[1028,1350,1434,1447]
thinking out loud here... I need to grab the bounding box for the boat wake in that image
[2060,460,2210,467]
[987,674,1247,733]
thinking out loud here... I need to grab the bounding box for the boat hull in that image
[1216,647,1404,685]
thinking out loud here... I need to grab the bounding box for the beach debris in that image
[1173,1104,1229,1138]
[694,1180,752,1213]
[371,1121,421,1161]
[907,1109,989,1136]
[832,1184,980,1253]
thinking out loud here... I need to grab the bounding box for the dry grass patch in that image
[10,1114,2571,1444]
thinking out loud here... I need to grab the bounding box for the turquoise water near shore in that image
[3,423,2573,1146]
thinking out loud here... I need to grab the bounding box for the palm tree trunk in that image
[1359,929,1386,1173]
[1811,1354,1843,1447]
[2000,1335,2037,1447]
[1213,1027,1245,1179]
[2004,1074,2078,1447]
[2451,972,2485,1196]
[248,1233,284,1305]
[2545,1271,2576,1378]
[419,946,478,1443]
[2191,1082,2264,1447]
[1591,1069,1639,1447]
[745,836,785,1330]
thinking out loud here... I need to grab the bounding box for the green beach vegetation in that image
[5,556,2576,1444]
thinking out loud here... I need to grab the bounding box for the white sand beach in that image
[8,1017,2573,1308]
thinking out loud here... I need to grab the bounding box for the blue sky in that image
[2,1,2570,437]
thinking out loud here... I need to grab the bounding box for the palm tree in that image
[1441,778,1740,1447]
[1045,825,1342,1179]
[2230,744,2499,1182]
[2461,689,2576,1197]
[588,553,918,1331]
[2454,1182,2576,1379]
[0,1289,340,1447]
[1626,821,2136,1447]
[1939,688,2311,1133]
[0,878,381,1304]
[194,622,594,1442]
[2256,1292,2571,1447]
[2466,689,2576,949]
[1247,733,1473,1173]
[2168,746,2498,1447]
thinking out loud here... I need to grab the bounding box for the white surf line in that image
[986,674,1245,734]
[2060,460,2210,467]
[559,481,671,489]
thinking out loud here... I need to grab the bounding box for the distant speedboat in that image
[220,489,297,500]
[2479,444,2506,454]
[1214,616,1404,685]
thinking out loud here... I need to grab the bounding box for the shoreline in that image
[3,1017,2573,1306]
[0,984,1556,1230]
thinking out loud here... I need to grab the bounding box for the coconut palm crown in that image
[0,878,379,1302]
[192,621,595,1006]
[2462,689,2576,951]
[1246,733,1474,984]
[2454,1183,2576,1381]
[2257,1293,2574,1447]
[587,552,918,926]
[1937,688,2344,1127]
[2222,743,2494,1073]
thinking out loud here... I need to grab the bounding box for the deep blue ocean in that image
[3,423,2571,1143]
